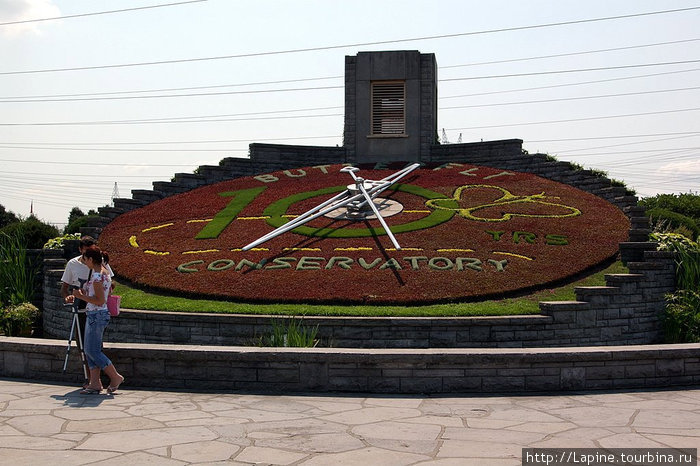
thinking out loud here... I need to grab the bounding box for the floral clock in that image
[98,162,630,304]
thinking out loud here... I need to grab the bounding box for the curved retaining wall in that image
[40,139,669,349]
[1,338,698,393]
[39,249,673,348]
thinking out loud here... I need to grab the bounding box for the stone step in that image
[113,198,148,212]
[629,216,650,229]
[131,189,165,203]
[628,228,651,242]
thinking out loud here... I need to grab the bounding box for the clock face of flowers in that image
[98,162,630,304]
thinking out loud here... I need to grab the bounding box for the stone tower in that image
[343,51,438,163]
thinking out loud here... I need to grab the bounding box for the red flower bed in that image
[98,163,630,304]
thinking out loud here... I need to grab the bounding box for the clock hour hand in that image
[356,177,402,250]
[352,162,420,210]
[241,188,368,251]
[241,163,421,251]
[342,166,403,250]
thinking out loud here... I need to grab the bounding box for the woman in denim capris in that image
[68,246,124,395]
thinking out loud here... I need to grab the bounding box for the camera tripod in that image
[62,301,89,381]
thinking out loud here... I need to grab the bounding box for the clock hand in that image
[357,177,402,250]
[377,162,421,183]
[342,168,401,249]
[353,162,420,210]
[253,189,349,242]
[241,163,421,251]
[241,189,365,251]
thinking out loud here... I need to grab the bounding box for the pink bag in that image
[107,295,121,317]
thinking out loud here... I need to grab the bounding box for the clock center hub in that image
[324,197,404,220]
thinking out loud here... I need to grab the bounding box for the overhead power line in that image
[0,190,91,210]
[0,170,173,179]
[2,37,695,101]
[546,134,700,154]
[3,151,697,168]
[0,146,248,153]
[0,158,224,167]
[441,85,700,110]
[0,76,344,101]
[0,178,119,195]
[3,131,698,148]
[0,135,341,146]
[0,1,207,26]
[440,38,700,69]
[1,82,697,127]
[554,147,700,156]
[3,59,699,104]
[0,108,344,126]
[439,60,700,83]
[2,66,699,127]
[446,107,700,131]
[1,6,698,75]
[0,86,344,103]
[441,67,700,99]
[0,113,343,126]
[0,112,344,126]
[526,132,700,143]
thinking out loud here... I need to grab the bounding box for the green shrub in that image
[641,193,700,222]
[0,232,39,306]
[663,290,700,343]
[0,216,59,249]
[651,232,700,343]
[650,232,700,291]
[256,317,319,347]
[0,302,39,336]
[647,208,699,241]
[44,232,82,250]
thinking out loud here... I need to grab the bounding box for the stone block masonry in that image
[1,337,699,393]
[40,247,674,349]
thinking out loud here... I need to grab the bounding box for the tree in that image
[0,204,19,229]
[64,215,97,234]
[64,207,100,234]
[67,207,85,226]
[0,215,59,249]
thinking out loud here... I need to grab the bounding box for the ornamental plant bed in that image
[98,162,630,304]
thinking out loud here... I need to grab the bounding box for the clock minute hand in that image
[248,189,350,245]
[356,177,402,250]
[337,164,418,250]
[241,189,366,251]
[241,163,421,251]
[353,162,421,210]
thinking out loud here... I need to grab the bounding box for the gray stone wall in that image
[39,246,674,348]
[2,337,698,393]
[248,143,347,165]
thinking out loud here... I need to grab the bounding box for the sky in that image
[0,0,699,227]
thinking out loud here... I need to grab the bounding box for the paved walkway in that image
[0,378,698,465]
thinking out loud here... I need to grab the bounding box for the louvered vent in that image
[371,81,405,135]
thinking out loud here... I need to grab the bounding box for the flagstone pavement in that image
[0,378,698,465]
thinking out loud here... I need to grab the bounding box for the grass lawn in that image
[114,261,627,317]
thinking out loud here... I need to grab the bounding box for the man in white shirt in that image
[60,236,114,305]
[60,236,114,386]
